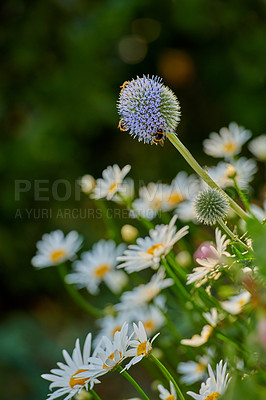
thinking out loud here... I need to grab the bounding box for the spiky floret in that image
[117,75,181,144]
[194,189,229,226]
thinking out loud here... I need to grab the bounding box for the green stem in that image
[58,264,104,318]
[89,389,102,400]
[161,259,191,303]
[218,219,251,252]
[167,131,249,221]
[94,199,120,241]
[232,177,258,220]
[118,367,151,400]
[149,354,185,400]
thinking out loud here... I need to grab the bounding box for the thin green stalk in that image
[58,264,104,318]
[167,131,249,221]
[161,259,191,302]
[232,177,258,220]
[118,367,151,400]
[89,389,102,400]
[218,219,251,252]
[149,353,185,400]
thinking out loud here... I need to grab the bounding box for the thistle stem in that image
[218,219,251,252]
[149,354,185,400]
[58,264,104,318]
[232,177,258,220]
[167,131,249,221]
[118,367,151,400]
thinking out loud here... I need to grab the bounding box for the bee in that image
[152,129,165,146]
[120,81,129,93]
[118,119,128,131]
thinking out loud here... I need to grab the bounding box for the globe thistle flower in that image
[194,189,229,226]
[117,75,181,144]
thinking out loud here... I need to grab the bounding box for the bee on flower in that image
[117,75,181,144]
[66,240,127,295]
[117,215,189,273]
[31,230,83,269]
[41,333,100,400]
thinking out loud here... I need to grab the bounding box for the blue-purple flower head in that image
[117,75,181,144]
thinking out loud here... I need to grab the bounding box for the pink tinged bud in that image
[258,319,266,350]
[194,242,214,262]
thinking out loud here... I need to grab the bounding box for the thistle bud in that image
[194,189,229,225]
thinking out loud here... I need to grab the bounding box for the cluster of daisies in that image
[41,319,230,400]
[32,76,266,399]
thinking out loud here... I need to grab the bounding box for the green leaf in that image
[247,219,266,277]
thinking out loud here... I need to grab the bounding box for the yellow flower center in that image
[196,362,205,373]
[137,341,148,356]
[103,351,122,369]
[146,243,164,255]
[168,191,184,206]
[224,141,238,154]
[237,298,246,307]
[93,264,110,278]
[152,198,163,209]
[109,182,119,194]
[69,369,88,388]
[50,249,67,263]
[205,392,220,400]
[143,319,155,332]
[165,396,175,400]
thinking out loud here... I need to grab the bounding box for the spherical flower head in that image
[117,75,181,144]
[193,242,214,262]
[194,189,229,226]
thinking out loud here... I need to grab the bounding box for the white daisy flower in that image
[66,240,127,295]
[162,172,200,212]
[231,157,257,189]
[132,183,169,220]
[187,360,231,400]
[113,178,135,204]
[187,229,230,287]
[95,313,132,343]
[115,268,173,310]
[221,290,251,315]
[117,215,189,273]
[32,230,82,269]
[178,356,209,385]
[41,333,100,400]
[203,122,251,159]
[80,323,132,379]
[248,134,266,161]
[250,201,266,222]
[134,305,166,336]
[92,164,131,200]
[158,381,177,400]
[181,325,214,347]
[176,200,198,223]
[123,321,160,370]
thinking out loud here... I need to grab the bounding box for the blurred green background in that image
[1,0,266,399]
